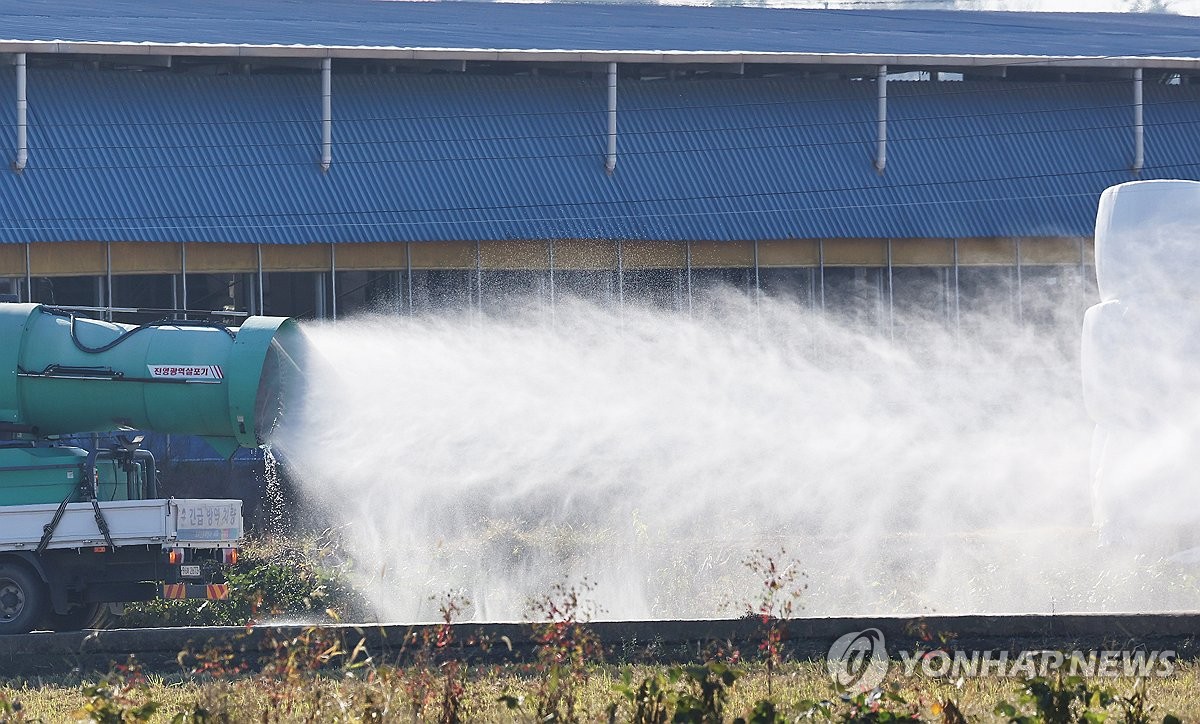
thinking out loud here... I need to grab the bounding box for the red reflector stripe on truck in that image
[161,583,230,601]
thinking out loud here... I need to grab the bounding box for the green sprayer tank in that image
[0,304,305,458]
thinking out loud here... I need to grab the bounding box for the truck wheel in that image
[40,603,111,632]
[0,562,47,635]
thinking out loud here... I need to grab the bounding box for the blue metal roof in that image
[2,1,1200,59]
[0,68,1198,242]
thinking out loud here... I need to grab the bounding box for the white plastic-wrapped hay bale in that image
[1094,180,1200,303]
[1085,180,1200,546]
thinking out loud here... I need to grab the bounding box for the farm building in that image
[1,1,1199,330]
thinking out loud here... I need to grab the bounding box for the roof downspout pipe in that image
[605,61,617,175]
[874,65,887,174]
[1132,67,1144,174]
[320,57,332,172]
[14,53,27,173]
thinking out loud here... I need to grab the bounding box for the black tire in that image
[0,562,47,635]
[40,603,112,632]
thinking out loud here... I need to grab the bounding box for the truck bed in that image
[0,498,242,552]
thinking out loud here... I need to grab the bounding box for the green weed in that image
[743,548,806,698]
[995,671,1114,724]
[499,579,603,723]
[71,659,160,724]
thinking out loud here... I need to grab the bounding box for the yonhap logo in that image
[825,627,1178,690]
[827,628,889,690]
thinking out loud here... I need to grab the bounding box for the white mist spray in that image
[276,288,1199,623]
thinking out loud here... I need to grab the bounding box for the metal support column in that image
[1133,68,1144,174]
[406,242,414,316]
[256,243,265,314]
[952,238,961,336]
[752,239,761,302]
[14,53,27,172]
[105,242,113,320]
[886,238,894,339]
[321,58,333,172]
[817,239,826,313]
[684,240,693,316]
[474,240,483,317]
[605,62,618,174]
[330,244,338,321]
[808,268,816,312]
[752,239,762,336]
[1014,237,1023,323]
[392,271,402,315]
[548,239,556,311]
[875,65,888,173]
[23,242,30,302]
[180,243,188,313]
[942,268,951,324]
[616,239,624,309]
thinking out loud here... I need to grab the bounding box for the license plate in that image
[180,565,201,578]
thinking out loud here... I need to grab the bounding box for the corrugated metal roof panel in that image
[1,69,1198,243]
[2,2,1200,60]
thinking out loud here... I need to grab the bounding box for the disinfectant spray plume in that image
[276,290,1198,623]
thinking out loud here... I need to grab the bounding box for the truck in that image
[0,301,305,634]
